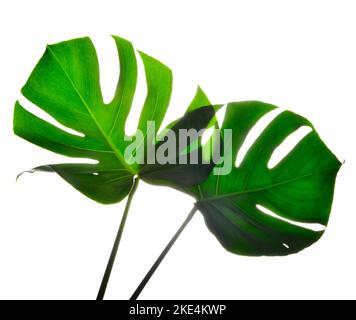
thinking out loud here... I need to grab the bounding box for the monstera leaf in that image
[14,35,341,300]
[191,101,341,256]
[14,36,215,204]
[130,101,341,300]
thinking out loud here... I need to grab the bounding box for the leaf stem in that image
[130,206,197,300]
[96,177,140,300]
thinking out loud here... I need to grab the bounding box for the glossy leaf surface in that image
[14,36,214,204]
[191,101,341,256]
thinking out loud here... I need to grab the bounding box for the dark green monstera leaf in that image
[190,101,341,256]
[14,36,215,204]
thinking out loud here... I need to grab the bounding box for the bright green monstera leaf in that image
[190,101,341,256]
[129,100,342,299]
[14,36,216,204]
[14,35,342,300]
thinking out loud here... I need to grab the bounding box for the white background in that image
[0,0,355,300]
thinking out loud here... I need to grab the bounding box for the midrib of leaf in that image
[47,46,136,175]
[96,175,133,185]
[199,165,340,203]
[53,141,115,154]
[197,185,204,199]
[95,168,130,173]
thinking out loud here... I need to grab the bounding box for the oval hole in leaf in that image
[157,81,199,137]
[216,104,227,128]
[268,125,312,169]
[18,95,85,138]
[201,126,214,145]
[124,49,147,136]
[90,35,120,105]
[256,204,326,232]
[235,108,284,167]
